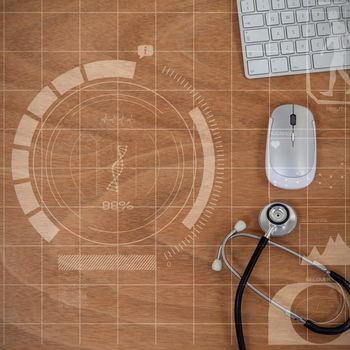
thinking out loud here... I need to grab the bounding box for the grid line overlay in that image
[154,0,158,343]
[2,0,5,344]
[1,0,349,349]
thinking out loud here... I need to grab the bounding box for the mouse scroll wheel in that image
[290,114,296,126]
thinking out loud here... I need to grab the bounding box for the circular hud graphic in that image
[12,60,224,245]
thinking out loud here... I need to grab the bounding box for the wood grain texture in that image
[1,0,350,349]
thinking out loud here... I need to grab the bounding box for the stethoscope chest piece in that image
[259,202,297,237]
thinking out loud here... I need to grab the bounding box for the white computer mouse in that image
[266,104,317,190]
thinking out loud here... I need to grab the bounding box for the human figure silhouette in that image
[320,43,350,97]
[321,70,350,97]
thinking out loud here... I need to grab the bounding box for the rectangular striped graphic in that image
[58,254,156,271]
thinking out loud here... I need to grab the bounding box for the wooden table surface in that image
[1,0,350,349]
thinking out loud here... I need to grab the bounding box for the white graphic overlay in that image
[301,235,350,266]
[107,145,128,193]
[137,45,154,59]
[12,60,224,246]
[58,254,156,271]
[269,283,350,345]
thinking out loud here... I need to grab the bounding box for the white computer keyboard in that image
[237,0,350,78]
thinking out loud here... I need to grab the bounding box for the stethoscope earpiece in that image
[211,258,222,272]
[234,220,247,233]
[212,220,247,272]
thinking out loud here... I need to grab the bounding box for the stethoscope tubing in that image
[219,230,348,326]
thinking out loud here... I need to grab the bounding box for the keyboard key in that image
[238,0,350,78]
[326,36,341,49]
[332,21,346,34]
[244,28,270,42]
[241,0,255,12]
[271,57,289,72]
[327,7,341,20]
[287,0,301,8]
[342,35,350,48]
[266,12,280,25]
[290,55,312,70]
[311,38,325,51]
[342,4,350,18]
[296,9,310,22]
[243,14,264,27]
[287,25,301,38]
[311,8,325,21]
[302,23,316,37]
[313,51,350,69]
[281,41,295,54]
[296,39,310,52]
[281,11,295,24]
[265,42,280,55]
[247,59,270,75]
[317,22,331,35]
[256,0,270,11]
[271,26,286,39]
[272,0,286,9]
[246,44,264,58]
[302,0,316,6]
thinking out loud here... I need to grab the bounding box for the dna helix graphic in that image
[107,145,128,193]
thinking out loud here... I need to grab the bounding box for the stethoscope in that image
[212,202,350,350]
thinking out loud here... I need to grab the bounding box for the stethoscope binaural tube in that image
[213,202,350,350]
